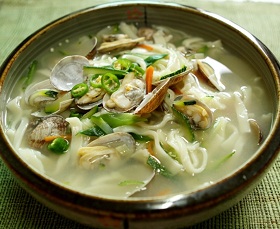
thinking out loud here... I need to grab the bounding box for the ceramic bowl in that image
[0,1,280,228]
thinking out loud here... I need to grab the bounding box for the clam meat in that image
[76,87,106,110]
[103,72,146,112]
[97,35,145,53]
[173,96,213,130]
[28,115,70,149]
[78,132,136,169]
[197,57,226,91]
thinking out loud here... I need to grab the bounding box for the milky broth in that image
[6,24,273,198]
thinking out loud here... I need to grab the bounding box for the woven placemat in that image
[0,0,279,228]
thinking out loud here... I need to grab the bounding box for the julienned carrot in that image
[137,43,153,51]
[44,135,71,142]
[145,65,154,94]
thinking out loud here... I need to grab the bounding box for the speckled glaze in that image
[0,2,280,228]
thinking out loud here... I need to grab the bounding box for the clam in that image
[28,115,69,149]
[173,96,213,130]
[28,89,58,108]
[103,73,146,112]
[25,79,58,108]
[134,68,192,114]
[50,37,98,91]
[50,55,90,91]
[102,34,129,42]
[249,118,263,145]
[97,36,145,53]
[78,146,117,170]
[78,132,136,169]
[137,27,155,41]
[76,87,106,110]
[197,57,226,91]
[31,92,74,117]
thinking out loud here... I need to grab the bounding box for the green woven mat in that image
[0,0,279,228]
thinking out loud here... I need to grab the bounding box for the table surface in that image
[0,0,279,228]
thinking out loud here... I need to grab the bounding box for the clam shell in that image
[50,55,89,91]
[28,115,69,149]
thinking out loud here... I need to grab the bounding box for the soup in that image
[5,22,272,199]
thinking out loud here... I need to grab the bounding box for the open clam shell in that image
[134,68,192,114]
[50,55,90,91]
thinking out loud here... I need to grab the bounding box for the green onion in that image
[144,54,168,67]
[147,155,173,178]
[99,113,147,128]
[22,60,38,90]
[129,132,153,142]
[91,116,113,134]
[118,180,145,186]
[81,106,99,119]
[79,125,106,137]
[129,62,145,76]
[69,108,83,118]
[45,90,58,98]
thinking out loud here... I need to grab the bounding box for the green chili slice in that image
[71,83,88,98]
[101,73,120,94]
[89,74,103,88]
[129,62,145,76]
[47,137,69,154]
[113,58,132,71]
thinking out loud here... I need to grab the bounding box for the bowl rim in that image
[1,0,280,216]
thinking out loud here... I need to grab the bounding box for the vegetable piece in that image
[129,62,145,76]
[71,83,89,98]
[22,60,38,89]
[44,135,71,142]
[47,137,69,154]
[160,65,187,80]
[147,155,173,178]
[89,74,103,88]
[197,45,209,54]
[145,65,154,94]
[91,116,113,134]
[144,54,168,67]
[101,73,120,94]
[173,100,197,107]
[99,113,147,128]
[118,180,145,186]
[44,92,72,114]
[171,106,195,142]
[113,58,132,71]
[69,108,83,118]
[44,90,58,98]
[129,132,153,142]
[79,125,106,137]
[81,105,99,119]
[83,66,127,77]
[137,43,154,51]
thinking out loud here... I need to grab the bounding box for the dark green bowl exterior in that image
[1,2,280,228]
